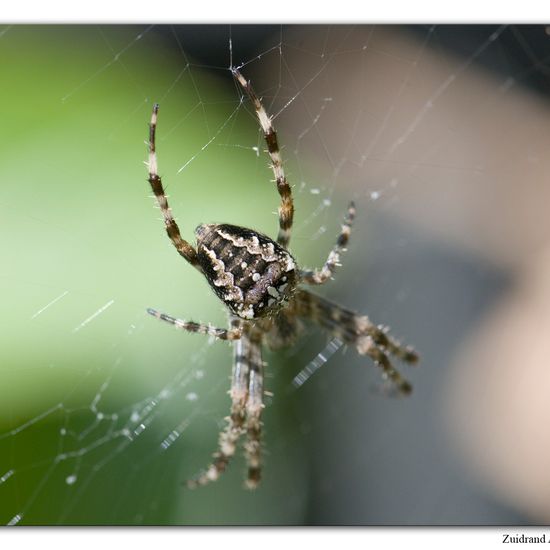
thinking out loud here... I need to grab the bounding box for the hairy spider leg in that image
[148,104,201,269]
[146,308,242,341]
[187,318,250,488]
[233,69,294,250]
[295,289,417,394]
[300,201,356,285]
[243,328,265,489]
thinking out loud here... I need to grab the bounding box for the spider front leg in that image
[295,289,418,394]
[147,104,201,270]
[300,201,356,285]
[187,319,249,489]
[233,69,294,249]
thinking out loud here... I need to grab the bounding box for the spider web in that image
[1,23,549,525]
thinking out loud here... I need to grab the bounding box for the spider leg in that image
[147,308,241,341]
[300,201,355,285]
[295,289,417,394]
[147,104,201,269]
[233,69,294,249]
[187,319,249,488]
[243,330,265,489]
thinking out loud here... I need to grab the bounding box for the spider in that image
[145,68,419,490]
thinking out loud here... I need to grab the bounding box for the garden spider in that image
[145,68,419,489]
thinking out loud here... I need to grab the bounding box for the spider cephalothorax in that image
[195,223,298,320]
[145,68,419,490]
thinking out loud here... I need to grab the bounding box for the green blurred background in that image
[0,25,325,524]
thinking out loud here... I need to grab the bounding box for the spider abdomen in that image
[195,223,298,320]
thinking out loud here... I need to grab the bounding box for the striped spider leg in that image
[187,322,265,490]
[297,203,418,394]
[144,68,418,490]
[294,289,418,394]
[233,68,294,248]
[147,103,201,270]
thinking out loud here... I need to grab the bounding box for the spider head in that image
[195,223,298,320]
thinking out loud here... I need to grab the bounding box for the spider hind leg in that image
[295,289,418,394]
[243,331,264,489]
[186,319,249,489]
[186,321,266,490]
